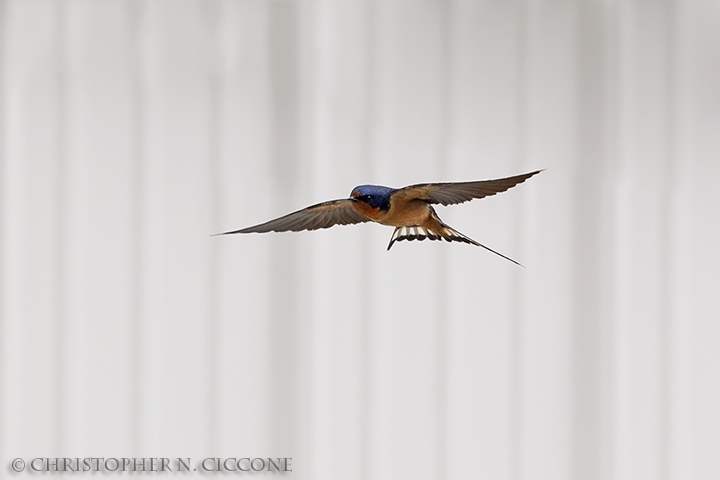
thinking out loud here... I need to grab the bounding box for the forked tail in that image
[387,220,524,267]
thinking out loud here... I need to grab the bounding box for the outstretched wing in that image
[215,199,370,235]
[393,170,543,206]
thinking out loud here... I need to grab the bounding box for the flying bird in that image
[216,170,542,266]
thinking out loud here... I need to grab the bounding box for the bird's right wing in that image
[215,199,371,235]
[393,170,543,206]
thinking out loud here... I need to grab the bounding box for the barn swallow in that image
[216,170,542,266]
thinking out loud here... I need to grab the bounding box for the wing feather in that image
[216,199,370,235]
[394,170,542,206]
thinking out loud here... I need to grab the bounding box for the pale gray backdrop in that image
[1,0,719,479]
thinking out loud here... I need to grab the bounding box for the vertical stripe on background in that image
[126,0,144,456]
[2,0,64,457]
[511,3,527,480]
[573,2,608,479]
[53,0,67,456]
[0,0,5,462]
[269,0,300,458]
[615,2,676,479]
[201,0,222,455]
[520,2,576,478]
[659,3,676,479]
[138,0,213,453]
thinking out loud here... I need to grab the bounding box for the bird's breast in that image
[378,198,432,227]
[351,201,384,222]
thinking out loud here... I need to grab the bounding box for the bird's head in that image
[350,185,394,211]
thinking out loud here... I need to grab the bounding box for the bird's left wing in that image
[215,199,370,235]
[393,170,542,206]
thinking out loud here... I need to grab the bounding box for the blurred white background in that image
[1,0,719,479]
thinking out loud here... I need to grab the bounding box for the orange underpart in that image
[352,201,382,220]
